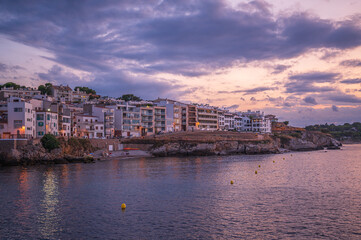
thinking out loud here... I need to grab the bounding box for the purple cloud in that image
[340,59,361,67]
[303,96,318,105]
[340,78,361,84]
[0,0,361,80]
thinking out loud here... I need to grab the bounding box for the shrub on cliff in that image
[41,134,60,152]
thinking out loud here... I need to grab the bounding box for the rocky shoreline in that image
[0,131,342,166]
[148,131,341,157]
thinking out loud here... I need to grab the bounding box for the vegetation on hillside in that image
[305,122,361,142]
[118,94,142,101]
[0,82,27,90]
[41,134,60,151]
[74,86,97,95]
[38,82,53,95]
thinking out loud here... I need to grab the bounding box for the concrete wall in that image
[0,139,29,153]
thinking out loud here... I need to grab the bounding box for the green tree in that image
[119,94,142,101]
[0,82,21,89]
[38,83,53,95]
[283,121,289,126]
[40,134,60,152]
[74,86,96,95]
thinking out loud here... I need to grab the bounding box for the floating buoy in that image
[283,157,285,160]
[255,170,258,174]
[121,203,126,209]
[258,165,261,168]
[230,180,234,184]
[273,160,275,163]
[291,154,293,156]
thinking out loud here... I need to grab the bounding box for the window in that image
[54,123,56,127]
[27,127,31,130]
[38,122,44,127]
[47,114,50,120]
[37,114,44,120]
[38,131,44,136]
[27,118,32,122]
[0,125,4,129]
[14,120,22,128]
[14,108,23,112]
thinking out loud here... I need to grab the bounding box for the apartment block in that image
[73,114,104,138]
[154,106,166,133]
[51,85,73,102]
[187,105,197,131]
[0,87,41,101]
[35,110,58,138]
[5,97,35,139]
[196,105,218,130]
[84,105,115,138]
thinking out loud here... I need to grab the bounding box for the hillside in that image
[305,122,361,142]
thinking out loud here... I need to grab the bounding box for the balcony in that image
[155,117,165,121]
[105,112,114,116]
[142,117,153,122]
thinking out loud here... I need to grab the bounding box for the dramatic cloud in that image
[303,96,318,105]
[340,78,361,84]
[288,72,340,82]
[325,92,361,103]
[0,62,24,72]
[332,105,339,112]
[219,86,277,95]
[271,64,291,74]
[340,59,361,67]
[1,0,361,78]
[285,71,339,94]
[36,65,187,99]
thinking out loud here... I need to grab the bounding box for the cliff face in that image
[149,131,341,157]
[0,138,97,166]
[276,131,341,151]
[151,140,279,157]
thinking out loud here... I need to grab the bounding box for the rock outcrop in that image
[148,131,341,157]
[0,139,97,166]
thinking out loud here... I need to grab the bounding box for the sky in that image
[0,0,361,127]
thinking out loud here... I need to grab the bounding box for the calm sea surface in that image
[1,145,361,239]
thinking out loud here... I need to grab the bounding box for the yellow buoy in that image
[283,157,285,160]
[273,160,275,163]
[121,203,126,209]
[230,180,234,184]
[255,170,258,174]
[258,165,261,168]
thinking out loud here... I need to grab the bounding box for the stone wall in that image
[0,139,29,154]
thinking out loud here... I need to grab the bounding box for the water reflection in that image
[38,168,60,239]
[1,145,361,239]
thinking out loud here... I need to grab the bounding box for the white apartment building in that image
[120,103,141,137]
[196,105,218,130]
[0,87,41,101]
[224,112,235,130]
[84,105,115,138]
[51,85,73,102]
[35,111,58,138]
[234,115,242,131]
[154,106,166,133]
[72,89,89,103]
[73,114,104,138]
[5,97,35,138]
[218,111,225,130]
[153,98,186,132]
